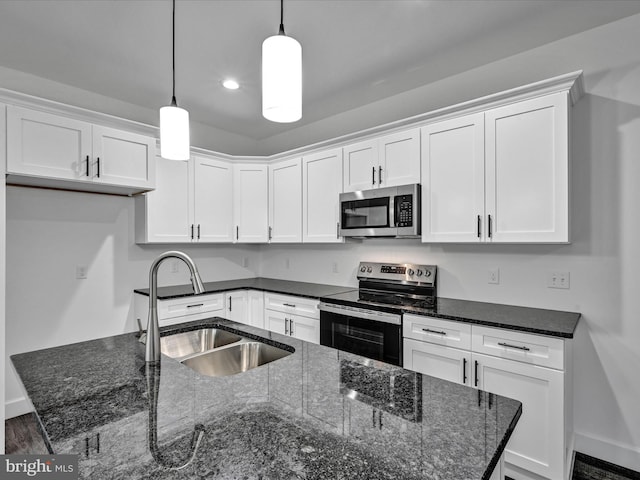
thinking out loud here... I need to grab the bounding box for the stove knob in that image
[407,268,415,276]
[360,266,366,273]
[416,269,423,277]
[425,270,432,277]
[366,266,373,273]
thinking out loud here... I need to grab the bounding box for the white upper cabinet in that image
[421,92,571,244]
[193,155,234,242]
[268,158,302,243]
[302,148,343,243]
[421,113,485,243]
[378,129,421,187]
[233,164,269,243]
[136,155,192,243]
[136,153,234,243]
[485,93,569,243]
[7,105,155,194]
[343,139,378,192]
[343,128,420,192]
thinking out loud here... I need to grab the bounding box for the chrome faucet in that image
[146,251,205,363]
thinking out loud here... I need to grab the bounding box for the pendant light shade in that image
[160,100,190,160]
[160,0,190,160]
[262,0,302,123]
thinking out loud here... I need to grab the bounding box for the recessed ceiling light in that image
[222,79,239,90]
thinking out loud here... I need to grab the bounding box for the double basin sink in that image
[160,327,292,377]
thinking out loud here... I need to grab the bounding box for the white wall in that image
[4,185,260,417]
[258,17,640,472]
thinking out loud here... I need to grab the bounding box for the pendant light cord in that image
[279,0,285,35]
[171,0,177,106]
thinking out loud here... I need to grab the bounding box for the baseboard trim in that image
[574,430,640,473]
[5,397,33,419]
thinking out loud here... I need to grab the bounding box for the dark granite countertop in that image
[133,277,355,301]
[12,319,521,480]
[134,277,581,338]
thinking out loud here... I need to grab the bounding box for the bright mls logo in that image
[1,455,78,479]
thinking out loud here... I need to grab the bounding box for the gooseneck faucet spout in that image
[146,251,205,363]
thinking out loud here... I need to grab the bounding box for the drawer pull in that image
[463,357,467,384]
[498,342,530,351]
[422,328,447,336]
[283,303,296,308]
[186,303,204,309]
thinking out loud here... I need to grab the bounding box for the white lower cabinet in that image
[403,314,571,480]
[264,293,320,344]
[222,290,247,324]
[134,292,224,328]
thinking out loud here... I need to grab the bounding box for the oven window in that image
[342,197,389,229]
[334,323,384,360]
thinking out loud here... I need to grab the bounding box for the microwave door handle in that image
[389,196,395,228]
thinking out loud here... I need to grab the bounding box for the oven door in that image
[319,303,402,366]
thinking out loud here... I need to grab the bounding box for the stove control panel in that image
[357,262,437,285]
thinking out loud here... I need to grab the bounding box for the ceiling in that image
[1,0,640,145]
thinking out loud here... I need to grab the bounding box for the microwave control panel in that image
[395,194,413,227]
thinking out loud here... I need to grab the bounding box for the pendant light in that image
[262,0,302,123]
[160,0,190,160]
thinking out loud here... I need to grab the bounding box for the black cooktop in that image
[320,288,436,314]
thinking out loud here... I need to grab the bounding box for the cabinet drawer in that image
[158,293,224,320]
[264,293,319,319]
[471,325,564,370]
[403,314,472,350]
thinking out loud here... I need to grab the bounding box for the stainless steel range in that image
[319,261,437,366]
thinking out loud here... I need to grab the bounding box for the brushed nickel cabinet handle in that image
[422,328,446,336]
[378,165,383,184]
[372,166,376,185]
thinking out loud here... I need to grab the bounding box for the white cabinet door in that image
[193,155,234,242]
[421,114,485,243]
[269,158,302,243]
[246,290,265,329]
[289,314,320,344]
[137,156,192,243]
[223,290,247,324]
[7,105,92,180]
[343,139,377,192]
[233,164,269,243]
[473,352,565,480]
[404,338,471,386]
[302,148,343,243]
[266,309,288,336]
[92,125,155,189]
[378,128,420,188]
[485,92,569,243]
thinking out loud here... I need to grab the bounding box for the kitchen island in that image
[12,318,521,480]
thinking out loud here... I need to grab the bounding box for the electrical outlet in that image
[488,268,500,285]
[332,262,339,273]
[76,265,88,279]
[548,271,570,289]
[242,257,249,268]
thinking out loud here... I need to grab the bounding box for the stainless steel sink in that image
[160,327,293,377]
[160,328,242,360]
[182,340,292,377]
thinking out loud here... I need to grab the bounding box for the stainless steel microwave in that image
[339,183,420,238]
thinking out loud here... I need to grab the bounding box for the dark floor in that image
[5,414,640,479]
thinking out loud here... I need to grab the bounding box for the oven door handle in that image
[319,302,402,325]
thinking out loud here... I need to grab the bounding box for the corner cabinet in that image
[6,105,155,195]
[421,92,570,243]
[233,164,269,243]
[343,128,420,192]
[268,158,302,243]
[302,148,344,243]
[135,153,233,243]
[403,314,572,480]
